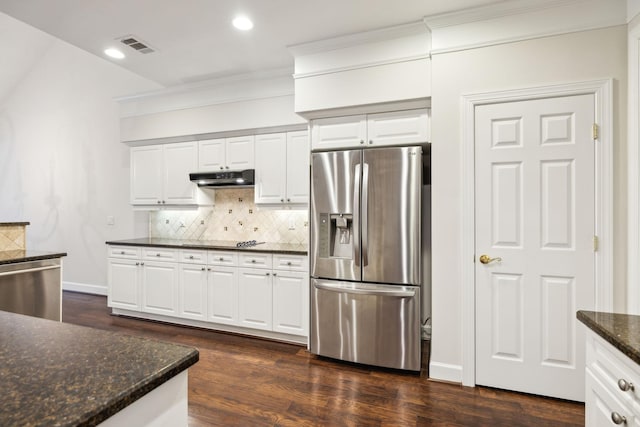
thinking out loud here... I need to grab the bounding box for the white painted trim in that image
[63,281,107,296]
[292,55,430,80]
[461,79,613,387]
[287,21,428,57]
[111,308,307,345]
[628,17,640,315]
[424,0,625,55]
[428,361,463,383]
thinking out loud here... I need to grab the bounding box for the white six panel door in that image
[475,94,595,401]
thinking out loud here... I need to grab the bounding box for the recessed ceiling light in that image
[232,15,253,31]
[104,48,125,59]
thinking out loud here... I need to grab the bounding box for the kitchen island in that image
[578,310,640,426]
[0,310,198,426]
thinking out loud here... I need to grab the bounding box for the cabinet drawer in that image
[179,249,207,264]
[587,331,640,406]
[238,252,273,269]
[273,254,308,272]
[142,247,178,262]
[108,246,140,259]
[208,251,238,266]
[586,368,637,427]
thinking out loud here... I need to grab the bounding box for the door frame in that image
[460,79,613,387]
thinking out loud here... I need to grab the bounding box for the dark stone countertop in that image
[0,221,29,226]
[0,310,198,427]
[577,310,640,365]
[0,250,67,265]
[106,237,308,255]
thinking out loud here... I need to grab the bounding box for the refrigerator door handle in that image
[314,281,416,298]
[353,163,361,266]
[361,163,369,266]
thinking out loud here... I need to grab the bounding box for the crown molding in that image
[287,21,429,58]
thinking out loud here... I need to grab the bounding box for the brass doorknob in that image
[479,254,502,264]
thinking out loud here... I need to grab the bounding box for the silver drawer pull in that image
[287,261,292,266]
[120,251,125,254]
[219,257,224,261]
[251,259,256,263]
[156,253,161,257]
[611,412,626,425]
[201,267,205,271]
[189,255,194,259]
[618,379,635,392]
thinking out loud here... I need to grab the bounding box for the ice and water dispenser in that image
[317,213,353,259]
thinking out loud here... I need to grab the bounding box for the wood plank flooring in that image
[62,291,584,426]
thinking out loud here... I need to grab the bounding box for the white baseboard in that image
[63,281,107,296]
[429,361,463,383]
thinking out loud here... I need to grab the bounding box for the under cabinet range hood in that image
[189,169,255,188]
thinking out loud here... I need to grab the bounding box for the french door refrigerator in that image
[310,145,424,371]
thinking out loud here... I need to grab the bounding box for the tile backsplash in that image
[150,188,308,245]
[0,225,26,251]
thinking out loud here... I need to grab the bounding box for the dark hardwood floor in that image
[62,291,584,426]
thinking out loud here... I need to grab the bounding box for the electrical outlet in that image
[288,219,296,230]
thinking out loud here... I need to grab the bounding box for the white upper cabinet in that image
[311,109,430,150]
[198,135,254,172]
[255,131,309,205]
[131,141,200,206]
[311,115,367,150]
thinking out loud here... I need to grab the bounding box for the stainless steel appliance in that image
[310,145,427,371]
[0,258,62,321]
[189,169,254,188]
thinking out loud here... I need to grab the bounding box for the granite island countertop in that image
[577,310,640,365]
[0,249,67,266]
[0,310,199,426]
[106,237,308,255]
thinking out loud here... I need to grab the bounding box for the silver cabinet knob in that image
[226,166,229,169]
[219,257,224,261]
[140,262,145,266]
[281,199,284,202]
[120,251,125,254]
[156,253,161,257]
[266,272,270,276]
[287,261,292,266]
[162,200,166,204]
[189,255,194,259]
[157,200,161,204]
[287,198,290,202]
[251,259,256,263]
[201,267,205,271]
[611,412,626,425]
[207,268,211,271]
[273,272,277,276]
[220,166,224,170]
[135,262,139,266]
[368,140,373,145]
[618,379,635,392]
[359,139,364,144]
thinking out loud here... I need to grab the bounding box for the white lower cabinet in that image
[585,329,640,427]
[238,267,273,331]
[272,270,308,336]
[178,264,208,321]
[141,261,179,316]
[207,265,238,325]
[108,245,308,341]
[108,258,141,311]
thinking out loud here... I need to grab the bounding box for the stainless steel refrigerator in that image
[310,145,426,371]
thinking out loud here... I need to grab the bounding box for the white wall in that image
[0,12,160,294]
[430,26,627,380]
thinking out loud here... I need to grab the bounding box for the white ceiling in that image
[0,0,509,88]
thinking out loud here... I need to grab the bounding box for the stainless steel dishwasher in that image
[0,258,62,321]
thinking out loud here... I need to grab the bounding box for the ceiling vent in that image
[119,35,155,54]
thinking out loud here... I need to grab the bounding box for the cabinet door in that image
[366,109,429,146]
[208,265,239,325]
[238,268,272,331]
[178,264,208,320]
[226,135,255,170]
[198,138,226,172]
[311,115,367,150]
[272,270,308,336]
[130,145,163,205]
[107,258,140,311]
[163,142,198,204]
[142,261,179,316]
[254,133,287,204]
[286,131,310,204]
